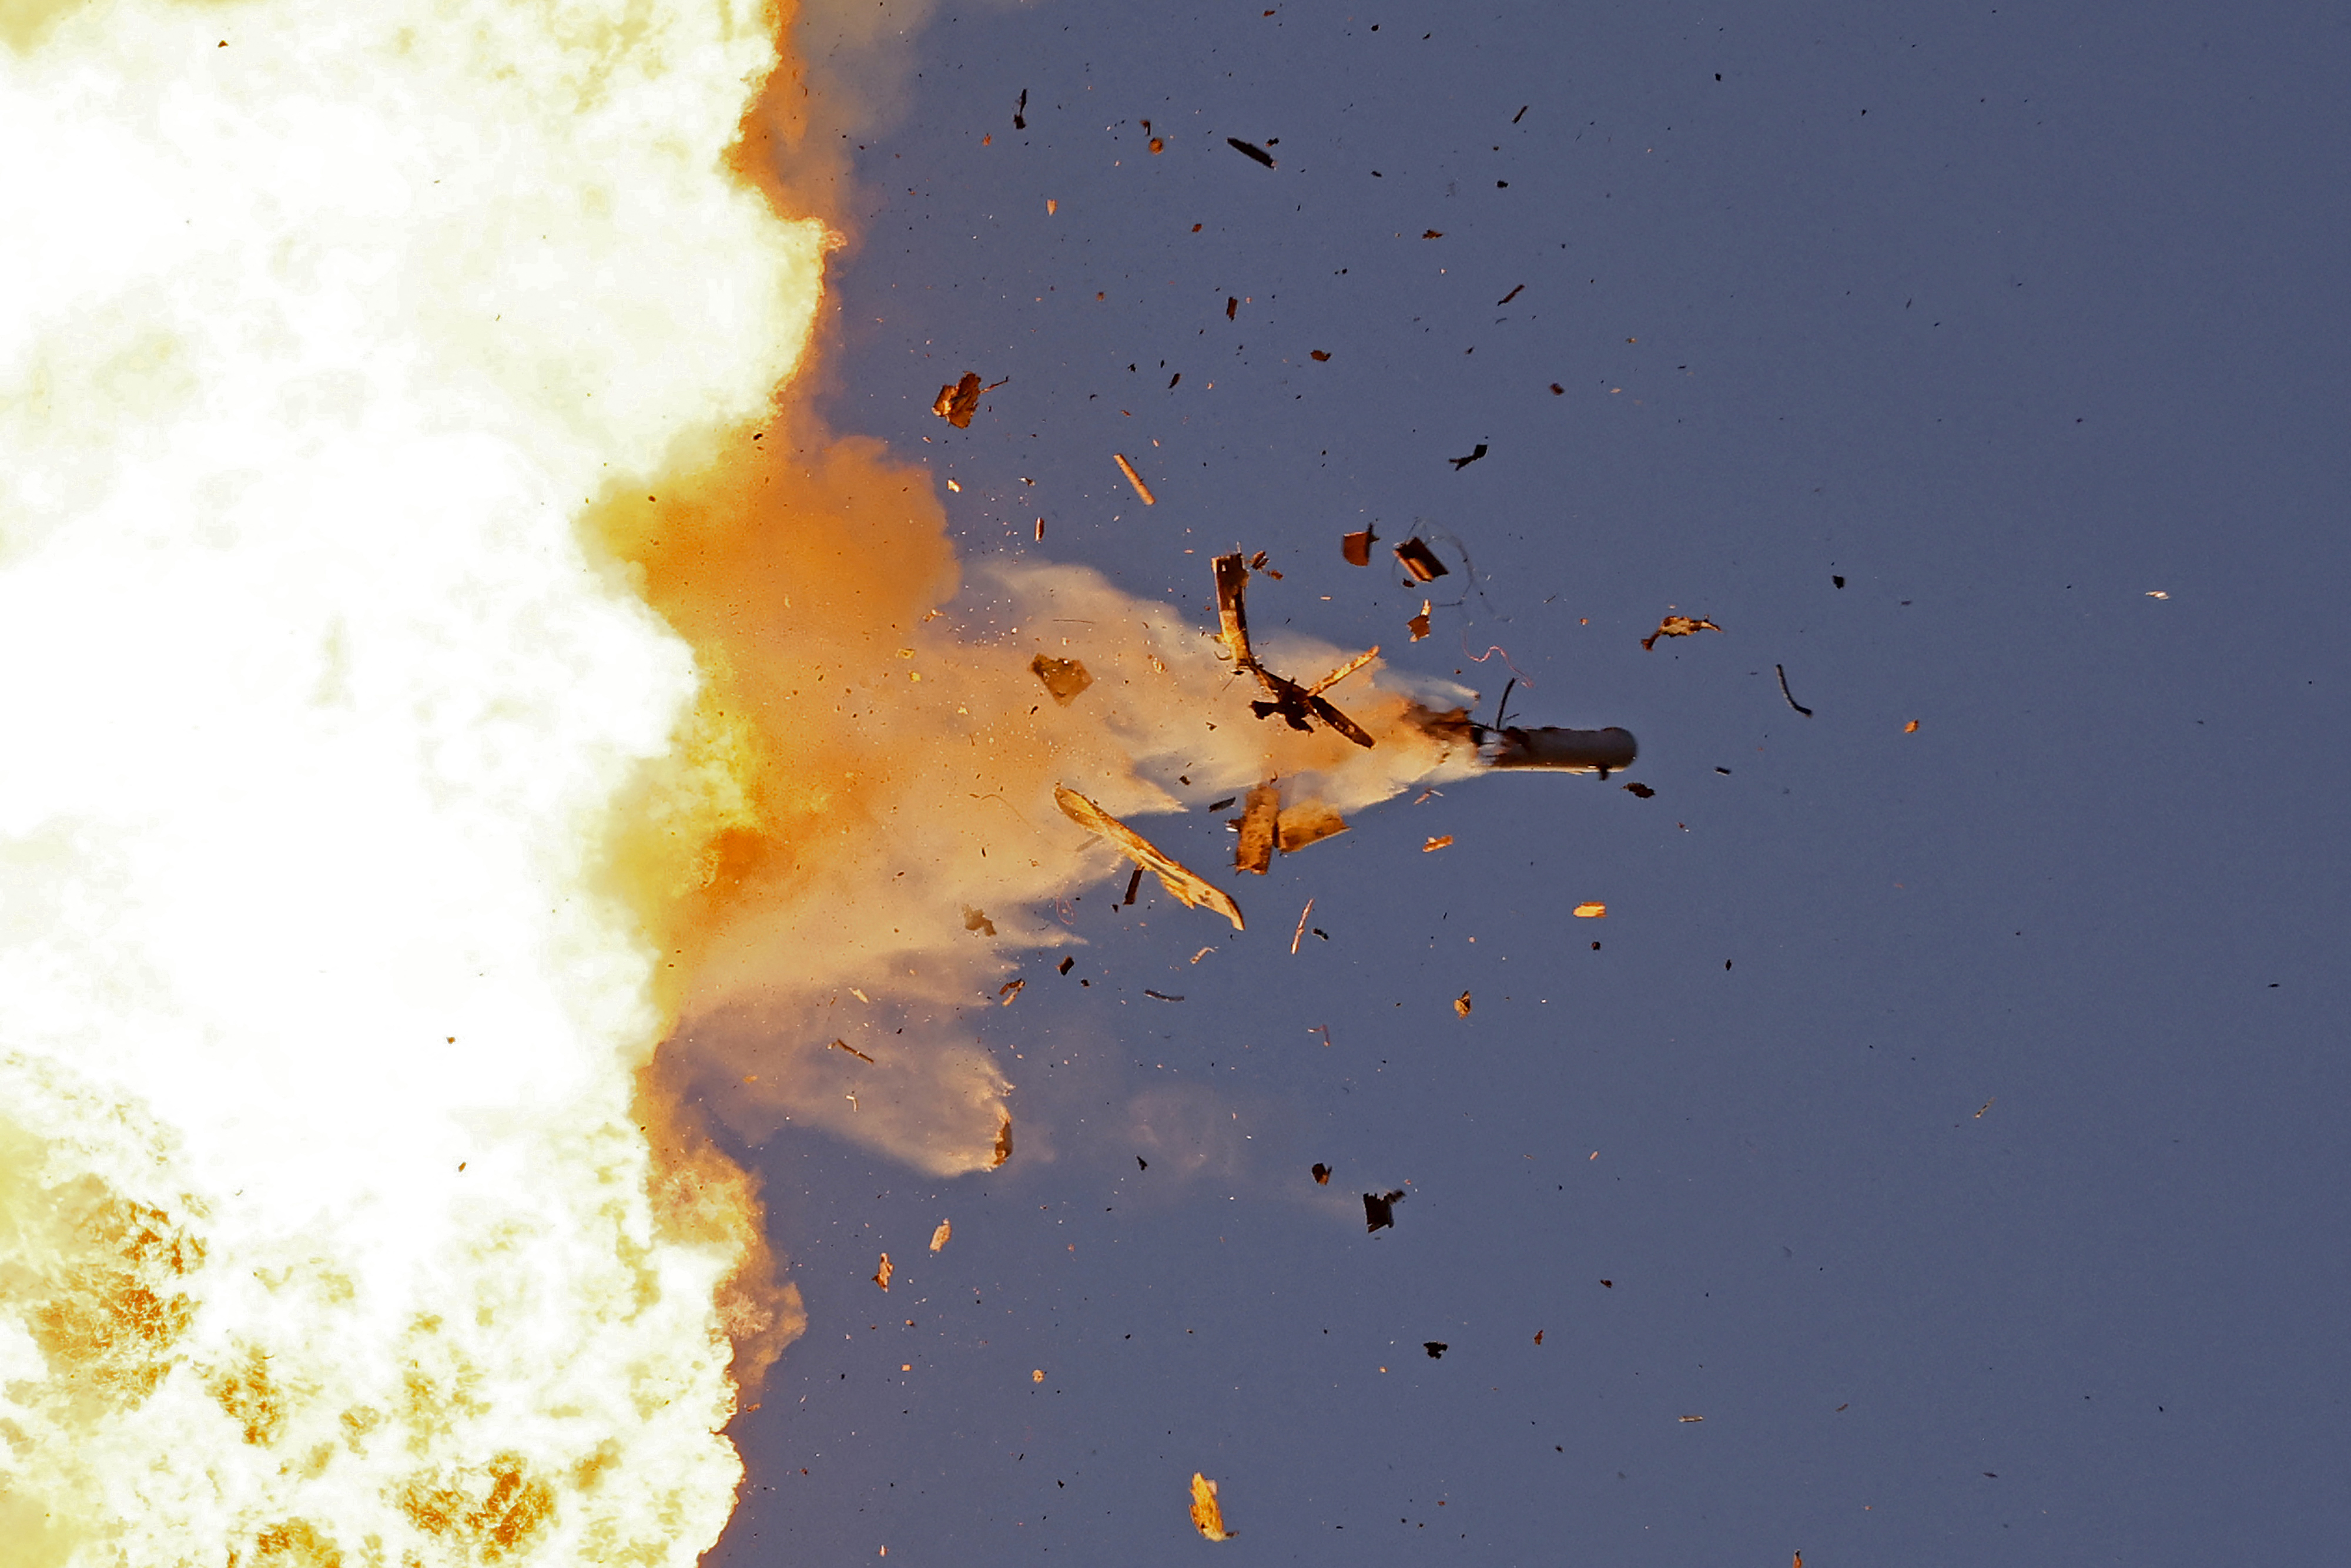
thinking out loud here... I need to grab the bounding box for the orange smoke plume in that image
[588,404,1485,1174]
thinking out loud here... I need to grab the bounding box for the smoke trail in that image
[0,1,819,1561]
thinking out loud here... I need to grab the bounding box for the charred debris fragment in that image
[1642,612,1722,650]
[930,370,1008,428]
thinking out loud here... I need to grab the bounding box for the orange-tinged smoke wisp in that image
[0,1,820,1562]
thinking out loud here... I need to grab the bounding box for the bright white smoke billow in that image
[0,1,822,1560]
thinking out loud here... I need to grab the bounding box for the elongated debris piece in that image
[1213,551,1260,671]
[1113,452,1157,504]
[929,1220,952,1253]
[1486,725,1639,773]
[1190,1473,1235,1540]
[1775,662,1812,716]
[1234,781,1280,875]
[1306,646,1378,696]
[1054,784,1244,930]
[872,1253,892,1291]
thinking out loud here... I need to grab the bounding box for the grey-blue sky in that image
[710,3,2349,1561]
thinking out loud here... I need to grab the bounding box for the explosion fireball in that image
[0,2,1542,1561]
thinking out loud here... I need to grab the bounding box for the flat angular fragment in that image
[1621,781,1655,798]
[1190,1473,1235,1540]
[992,1115,1015,1168]
[1030,652,1094,705]
[1054,784,1244,930]
[932,371,982,427]
[1422,835,1454,853]
[1454,990,1472,1017]
[1341,526,1378,566]
[1904,719,1921,732]
[829,1038,875,1064]
[963,906,998,936]
[1573,902,1606,919]
[1364,1189,1406,1232]
[1408,601,1432,640]
[929,1220,952,1253]
[1234,781,1280,874]
[1227,136,1276,167]
[1276,801,1349,853]
[1312,1162,1332,1185]
[1113,452,1157,504]
[1641,614,1722,650]
[872,1253,893,1291]
[1310,349,1331,361]
[1424,1342,1448,1359]
[1394,537,1451,581]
